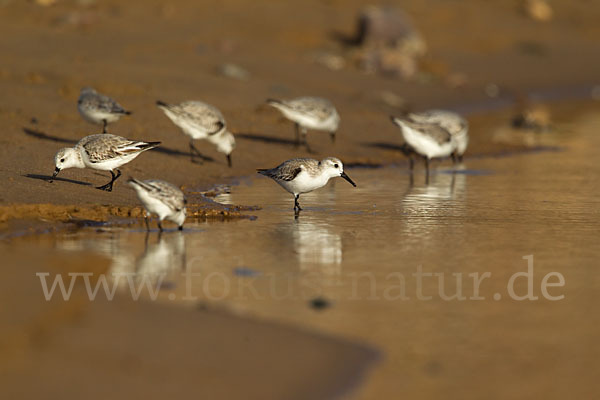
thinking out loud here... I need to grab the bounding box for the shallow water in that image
[3,110,600,399]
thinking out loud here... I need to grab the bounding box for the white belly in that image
[402,126,454,159]
[82,150,141,171]
[276,171,331,195]
[163,110,211,140]
[281,109,338,132]
[138,191,174,221]
[78,107,121,125]
[455,133,469,155]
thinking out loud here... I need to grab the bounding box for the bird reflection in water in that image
[110,231,186,290]
[291,219,343,276]
[401,169,467,239]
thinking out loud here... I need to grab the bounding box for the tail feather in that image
[266,98,283,106]
[139,141,161,150]
[156,100,168,108]
[128,177,152,192]
[123,110,133,115]
[390,115,409,127]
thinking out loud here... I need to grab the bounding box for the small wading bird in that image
[78,87,132,133]
[128,178,187,231]
[405,109,469,163]
[50,134,160,192]
[156,100,236,167]
[390,114,457,182]
[266,97,340,152]
[257,157,356,214]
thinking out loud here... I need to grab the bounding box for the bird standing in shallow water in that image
[128,178,187,231]
[390,115,455,183]
[156,100,236,167]
[266,97,340,152]
[50,134,160,192]
[77,87,132,133]
[257,157,356,214]
[405,109,469,163]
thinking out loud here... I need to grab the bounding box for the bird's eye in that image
[60,158,65,162]
[334,163,339,168]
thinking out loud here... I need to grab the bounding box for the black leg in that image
[294,123,301,148]
[409,157,414,171]
[424,157,430,185]
[189,139,204,164]
[457,154,464,163]
[178,225,183,231]
[144,213,150,231]
[96,169,121,191]
[158,221,164,232]
[294,194,302,211]
[330,132,336,144]
[102,119,107,133]
[189,141,195,163]
[451,152,457,164]
[301,128,314,153]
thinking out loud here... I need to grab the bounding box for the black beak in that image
[226,154,232,168]
[340,171,356,187]
[49,167,60,183]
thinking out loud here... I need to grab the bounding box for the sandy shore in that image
[1,0,600,222]
[2,1,600,399]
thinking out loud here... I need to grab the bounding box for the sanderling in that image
[78,87,132,133]
[156,100,236,167]
[406,109,469,162]
[257,157,356,213]
[390,115,454,180]
[128,178,186,231]
[50,134,160,191]
[266,97,340,152]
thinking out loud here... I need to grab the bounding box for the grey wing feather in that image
[415,122,452,144]
[408,111,467,136]
[258,160,307,181]
[285,97,335,121]
[140,180,186,211]
[80,134,153,163]
[130,179,185,212]
[178,102,226,135]
[396,119,452,145]
[80,92,127,114]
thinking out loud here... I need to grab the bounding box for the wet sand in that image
[0,246,378,399]
[1,0,600,211]
[3,105,600,398]
[2,1,600,399]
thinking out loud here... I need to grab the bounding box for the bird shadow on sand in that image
[23,126,215,163]
[362,141,412,155]
[153,147,215,163]
[237,132,298,147]
[24,174,92,186]
[23,127,78,145]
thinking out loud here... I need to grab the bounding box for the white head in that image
[50,147,84,181]
[170,208,187,229]
[209,130,236,167]
[320,157,356,187]
[80,87,97,95]
[331,111,341,131]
